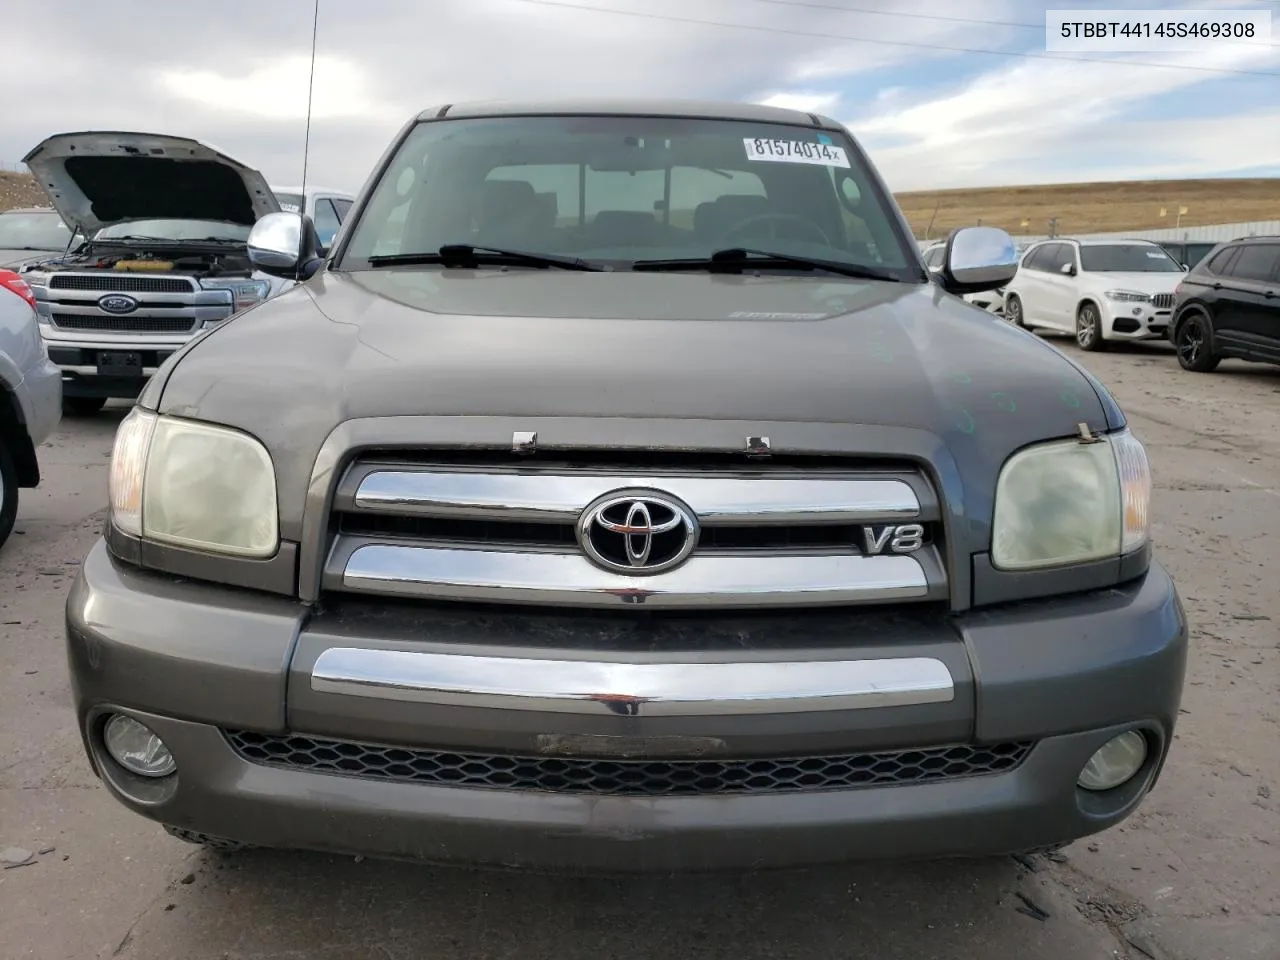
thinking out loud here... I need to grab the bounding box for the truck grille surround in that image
[321,455,949,610]
[36,272,234,334]
[225,730,1032,796]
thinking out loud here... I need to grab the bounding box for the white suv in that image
[1003,239,1186,350]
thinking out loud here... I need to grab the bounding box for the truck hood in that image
[22,131,279,235]
[155,270,1122,539]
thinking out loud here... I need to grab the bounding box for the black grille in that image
[48,274,192,293]
[339,513,931,553]
[50,313,195,333]
[224,730,1033,797]
[1151,293,1174,309]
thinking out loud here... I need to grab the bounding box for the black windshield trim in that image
[367,244,606,272]
[633,247,913,282]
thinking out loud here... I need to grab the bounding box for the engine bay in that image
[31,247,254,278]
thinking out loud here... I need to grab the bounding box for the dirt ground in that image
[1,336,1277,960]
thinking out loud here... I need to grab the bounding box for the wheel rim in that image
[1077,307,1098,346]
[1178,319,1204,365]
[1007,298,1021,324]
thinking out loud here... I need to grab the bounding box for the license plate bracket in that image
[96,351,144,378]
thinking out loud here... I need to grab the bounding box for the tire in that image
[62,396,107,417]
[0,439,17,550]
[1004,293,1026,328]
[1174,311,1221,372]
[162,825,252,852]
[1075,302,1106,351]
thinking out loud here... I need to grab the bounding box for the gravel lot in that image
[1,336,1277,960]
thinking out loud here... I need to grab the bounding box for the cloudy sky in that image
[3,0,1277,193]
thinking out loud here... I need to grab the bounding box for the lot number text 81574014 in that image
[743,137,850,167]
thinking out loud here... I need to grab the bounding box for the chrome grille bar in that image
[333,543,930,608]
[349,471,921,524]
[310,647,955,714]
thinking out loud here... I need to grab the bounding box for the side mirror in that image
[940,226,1018,295]
[1059,262,1076,276]
[247,212,324,279]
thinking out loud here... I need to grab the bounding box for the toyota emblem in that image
[577,491,699,575]
[98,294,139,315]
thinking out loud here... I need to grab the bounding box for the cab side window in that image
[923,245,946,270]
[1225,243,1280,283]
[1022,245,1050,271]
[313,198,342,249]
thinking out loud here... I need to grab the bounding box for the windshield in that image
[338,115,917,277]
[0,210,73,250]
[93,219,251,242]
[274,193,305,214]
[1080,244,1183,273]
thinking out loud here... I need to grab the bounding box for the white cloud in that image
[756,92,843,114]
[845,40,1280,190]
[0,0,1275,192]
[160,55,403,122]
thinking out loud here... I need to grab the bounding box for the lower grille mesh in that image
[224,730,1034,797]
[50,313,195,333]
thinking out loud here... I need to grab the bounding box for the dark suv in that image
[1170,237,1280,372]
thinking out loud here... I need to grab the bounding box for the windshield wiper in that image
[633,247,904,282]
[367,244,603,271]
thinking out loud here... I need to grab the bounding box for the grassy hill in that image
[897,178,1280,240]
[4,168,1277,240]
[0,171,50,211]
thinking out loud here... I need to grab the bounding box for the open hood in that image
[22,131,280,235]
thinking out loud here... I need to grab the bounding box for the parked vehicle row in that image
[12,133,353,415]
[927,231,1279,378]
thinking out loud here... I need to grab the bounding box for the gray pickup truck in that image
[66,99,1187,873]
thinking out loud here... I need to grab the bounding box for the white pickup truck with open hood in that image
[20,132,286,415]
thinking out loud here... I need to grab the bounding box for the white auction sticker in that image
[1045,9,1270,52]
[744,137,850,168]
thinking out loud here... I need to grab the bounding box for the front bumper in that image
[1101,300,1173,340]
[40,329,192,399]
[66,540,1188,872]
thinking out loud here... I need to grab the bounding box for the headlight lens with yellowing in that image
[991,429,1150,571]
[108,408,279,558]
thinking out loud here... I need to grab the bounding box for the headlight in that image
[1105,290,1150,303]
[991,429,1150,571]
[108,408,279,558]
[199,277,272,312]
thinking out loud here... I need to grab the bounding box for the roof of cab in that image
[415,98,840,128]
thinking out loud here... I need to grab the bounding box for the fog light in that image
[103,714,176,778]
[1078,731,1147,791]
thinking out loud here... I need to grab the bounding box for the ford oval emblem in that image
[98,294,139,315]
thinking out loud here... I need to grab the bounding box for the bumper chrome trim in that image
[339,543,930,608]
[310,647,955,715]
[350,471,921,524]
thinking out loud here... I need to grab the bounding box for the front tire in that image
[1174,311,1221,372]
[1075,302,1106,351]
[62,396,107,417]
[1004,293,1027,328]
[0,439,18,550]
